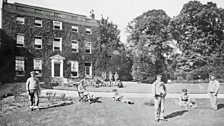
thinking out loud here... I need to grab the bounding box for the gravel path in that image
[39,89,224,98]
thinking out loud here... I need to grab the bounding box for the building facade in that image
[1,0,100,83]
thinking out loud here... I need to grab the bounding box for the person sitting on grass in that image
[178,89,197,109]
[112,89,134,104]
[77,80,99,103]
[77,80,91,102]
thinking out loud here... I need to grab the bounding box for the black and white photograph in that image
[0,0,224,125]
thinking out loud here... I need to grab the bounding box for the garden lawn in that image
[1,97,224,126]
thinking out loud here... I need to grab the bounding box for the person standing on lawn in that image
[109,71,113,87]
[207,74,220,110]
[26,71,40,111]
[152,74,167,122]
[114,72,119,86]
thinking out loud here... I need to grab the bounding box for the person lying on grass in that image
[177,89,197,109]
[112,89,134,104]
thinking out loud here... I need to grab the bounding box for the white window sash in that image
[17,34,24,44]
[53,21,62,29]
[35,38,42,45]
[72,25,78,32]
[86,28,92,34]
[72,40,78,49]
[16,17,24,24]
[34,59,42,70]
[15,58,25,71]
[35,19,42,25]
[71,61,78,72]
[53,41,60,47]
[53,38,62,51]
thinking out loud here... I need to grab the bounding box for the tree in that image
[94,16,132,80]
[127,9,173,82]
[170,1,224,79]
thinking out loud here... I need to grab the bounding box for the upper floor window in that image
[53,21,62,30]
[85,41,92,54]
[16,17,25,24]
[71,25,78,33]
[71,60,79,77]
[15,56,25,76]
[35,19,42,27]
[72,40,79,53]
[16,34,24,47]
[34,36,42,49]
[85,27,92,34]
[53,38,62,51]
[34,59,42,77]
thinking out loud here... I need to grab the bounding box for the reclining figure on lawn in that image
[92,76,107,87]
[77,79,99,103]
[112,89,134,104]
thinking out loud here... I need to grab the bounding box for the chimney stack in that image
[89,9,95,19]
[3,0,8,3]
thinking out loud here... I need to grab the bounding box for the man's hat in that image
[209,73,215,77]
[182,89,187,92]
[30,71,35,74]
[157,74,162,77]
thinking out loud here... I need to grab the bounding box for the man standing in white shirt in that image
[152,74,167,122]
[26,71,40,111]
[207,74,220,110]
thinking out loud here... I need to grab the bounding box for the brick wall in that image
[1,2,100,82]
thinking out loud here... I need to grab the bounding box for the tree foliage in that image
[95,16,132,80]
[127,9,173,82]
[169,1,224,79]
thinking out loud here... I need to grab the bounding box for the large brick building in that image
[0,0,100,83]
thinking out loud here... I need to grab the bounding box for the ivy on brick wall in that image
[2,11,100,81]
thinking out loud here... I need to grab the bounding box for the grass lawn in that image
[1,96,224,126]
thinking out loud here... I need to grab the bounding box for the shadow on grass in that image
[165,110,188,119]
[82,97,103,104]
[40,101,73,110]
[218,104,224,110]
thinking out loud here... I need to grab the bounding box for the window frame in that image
[53,37,62,52]
[16,16,25,24]
[34,19,42,27]
[85,41,92,54]
[85,62,92,78]
[71,40,79,53]
[53,21,62,30]
[16,33,25,47]
[15,56,25,76]
[85,27,92,34]
[33,59,43,77]
[34,36,42,49]
[71,25,78,33]
[71,60,79,77]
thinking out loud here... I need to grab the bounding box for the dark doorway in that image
[54,63,60,77]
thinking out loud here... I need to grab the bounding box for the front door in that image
[54,63,60,77]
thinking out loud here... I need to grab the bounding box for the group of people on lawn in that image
[26,71,220,122]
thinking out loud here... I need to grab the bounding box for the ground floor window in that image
[15,56,25,76]
[85,62,92,78]
[71,61,79,77]
[34,59,42,76]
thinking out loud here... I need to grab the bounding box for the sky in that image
[0,0,224,43]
